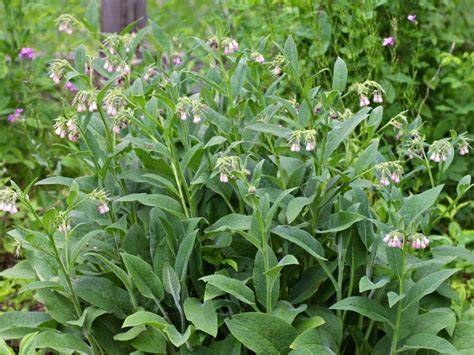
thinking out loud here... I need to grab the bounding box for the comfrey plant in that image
[0,10,472,355]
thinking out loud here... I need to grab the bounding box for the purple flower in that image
[173,55,182,66]
[64,81,77,92]
[383,37,395,47]
[7,108,24,123]
[407,14,417,23]
[19,47,35,60]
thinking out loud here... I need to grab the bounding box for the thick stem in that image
[390,246,406,354]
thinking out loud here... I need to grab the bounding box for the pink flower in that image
[97,203,109,214]
[383,37,395,47]
[220,173,229,183]
[113,126,121,134]
[407,14,417,23]
[290,142,301,152]
[64,81,77,92]
[383,233,403,248]
[373,92,383,103]
[305,141,315,151]
[173,55,182,66]
[193,113,201,123]
[379,175,390,186]
[390,173,401,184]
[7,108,24,123]
[19,47,35,60]
[359,95,370,107]
[459,146,469,155]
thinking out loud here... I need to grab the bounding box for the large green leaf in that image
[402,333,460,354]
[116,193,183,217]
[206,214,252,233]
[200,274,255,305]
[330,297,392,326]
[183,298,218,336]
[226,312,298,354]
[317,211,365,233]
[121,252,164,302]
[123,311,168,329]
[398,185,444,224]
[332,57,347,92]
[272,225,326,260]
[23,330,90,354]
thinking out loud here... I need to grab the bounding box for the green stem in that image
[390,246,406,354]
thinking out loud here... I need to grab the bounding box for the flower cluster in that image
[269,54,285,77]
[0,188,18,214]
[56,211,71,233]
[143,67,157,81]
[215,156,249,183]
[73,90,98,112]
[410,233,430,250]
[221,38,239,55]
[176,97,206,123]
[251,52,265,64]
[375,162,403,186]
[88,189,110,215]
[383,231,403,248]
[112,109,132,134]
[428,139,451,163]
[64,81,77,92]
[104,88,126,116]
[56,14,76,34]
[173,54,183,66]
[350,81,384,107]
[457,136,470,156]
[289,130,317,152]
[49,59,70,84]
[54,117,79,141]
[7,108,24,123]
[19,47,35,60]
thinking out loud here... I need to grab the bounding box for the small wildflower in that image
[373,91,383,103]
[173,55,182,66]
[0,188,18,214]
[143,68,157,81]
[220,173,229,183]
[407,14,417,23]
[193,113,201,124]
[383,231,403,248]
[375,162,403,186]
[383,37,395,47]
[359,95,370,107]
[7,108,24,123]
[222,38,239,55]
[19,47,35,60]
[291,142,301,152]
[88,189,110,215]
[49,59,69,84]
[428,139,451,164]
[103,88,125,116]
[97,203,109,214]
[56,14,76,34]
[64,81,77,92]
[215,155,246,184]
[248,185,256,193]
[410,233,429,249]
[251,52,265,64]
[207,37,219,50]
[117,62,130,76]
[313,104,322,114]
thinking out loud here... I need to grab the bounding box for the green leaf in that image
[230,58,247,97]
[206,214,252,233]
[130,327,167,353]
[272,225,326,261]
[387,291,405,308]
[284,36,299,76]
[412,308,456,336]
[162,263,181,302]
[265,255,299,278]
[200,274,255,305]
[0,312,51,333]
[287,196,315,224]
[456,175,471,195]
[452,320,474,353]
[183,298,218,336]
[323,108,370,160]
[398,185,444,224]
[330,297,392,326]
[402,333,460,354]
[368,106,383,129]
[114,325,146,341]
[404,268,459,310]
[116,193,183,217]
[290,328,337,354]
[150,20,171,52]
[163,325,191,348]
[123,311,168,329]
[246,122,292,138]
[317,211,365,233]
[26,330,90,354]
[358,276,390,293]
[175,230,197,281]
[131,78,144,96]
[73,276,132,318]
[226,312,298,354]
[74,45,86,73]
[85,0,98,30]
[35,176,73,186]
[121,252,164,302]
[332,57,347,92]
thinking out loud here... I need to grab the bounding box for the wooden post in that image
[101,0,147,33]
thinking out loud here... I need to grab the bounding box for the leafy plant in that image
[0,3,473,355]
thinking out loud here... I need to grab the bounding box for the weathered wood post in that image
[100,0,147,33]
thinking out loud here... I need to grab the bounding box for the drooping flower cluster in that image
[143,67,157,81]
[56,14,76,34]
[349,81,385,107]
[88,189,110,215]
[457,135,470,156]
[375,162,403,186]
[54,116,79,142]
[269,54,285,77]
[404,130,425,159]
[64,81,77,92]
[49,59,70,84]
[112,108,133,134]
[176,97,206,123]
[103,88,126,116]
[428,139,451,163]
[215,156,249,183]
[19,47,35,60]
[288,130,317,152]
[56,211,71,234]
[221,38,239,55]
[409,233,430,250]
[251,52,265,64]
[0,188,18,214]
[7,108,24,123]
[383,230,403,248]
[73,90,98,112]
